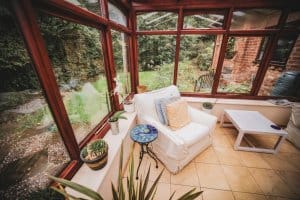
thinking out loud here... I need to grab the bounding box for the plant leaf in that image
[177,188,203,200]
[50,186,82,200]
[111,183,119,200]
[168,191,175,200]
[140,165,151,198]
[145,169,164,200]
[48,175,103,200]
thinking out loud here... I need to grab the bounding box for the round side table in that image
[130,124,159,179]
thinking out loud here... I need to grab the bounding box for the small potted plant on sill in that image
[123,97,135,113]
[202,102,214,114]
[108,111,127,135]
[80,139,108,170]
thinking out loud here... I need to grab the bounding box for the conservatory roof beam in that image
[146,13,172,25]
[194,15,222,25]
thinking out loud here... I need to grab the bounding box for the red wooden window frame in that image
[7,0,300,182]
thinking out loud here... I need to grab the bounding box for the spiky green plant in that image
[49,144,202,200]
[109,110,127,122]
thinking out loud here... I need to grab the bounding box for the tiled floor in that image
[123,124,300,200]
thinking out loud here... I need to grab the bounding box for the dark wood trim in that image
[181,29,226,35]
[132,11,139,90]
[132,0,299,11]
[101,0,109,19]
[109,20,132,33]
[34,0,108,28]
[79,115,111,149]
[58,160,82,180]
[251,8,291,95]
[11,0,80,160]
[136,30,178,35]
[173,8,183,85]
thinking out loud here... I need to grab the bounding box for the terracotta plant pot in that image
[137,85,148,93]
[80,151,108,170]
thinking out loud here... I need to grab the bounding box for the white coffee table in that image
[220,109,288,154]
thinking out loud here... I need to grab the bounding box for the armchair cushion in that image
[166,99,190,130]
[155,96,180,125]
[174,122,209,147]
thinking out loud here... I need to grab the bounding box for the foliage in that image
[49,145,202,200]
[138,35,176,71]
[16,109,45,133]
[81,139,108,160]
[27,188,64,200]
[221,83,250,93]
[109,111,127,122]
[0,8,104,92]
[65,93,90,124]
[225,37,236,59]
[202,102,213,109]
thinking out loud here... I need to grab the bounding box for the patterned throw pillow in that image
[154,97,180,125]
[166,99,191,130]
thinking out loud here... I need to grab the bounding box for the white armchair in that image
[134,85,217,174]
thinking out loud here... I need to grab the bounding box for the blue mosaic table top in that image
[130,124,158,144]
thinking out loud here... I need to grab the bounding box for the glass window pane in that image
[108,2,127,26]
[183,12,224,29]
[270,36,297,66]
[38,13,110,143]
[0,7,70,199]
[111,30,131,102]
[65,0,102,16]
[285,10,300,30]
[231,9,281,30]
[137,12,178,31]
[178,35,222,93]
[217,36,268,94]
[138,35,176,90]
[259,35,300,97]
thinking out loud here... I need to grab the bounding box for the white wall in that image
[184,97,292,126]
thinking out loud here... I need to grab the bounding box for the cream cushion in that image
[166,99,191,130]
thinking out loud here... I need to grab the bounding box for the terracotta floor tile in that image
[222,165,262,193]
[276,170,300,195]
[195,147,219,164]
[170,184,203,200]
[147,156,171,184]
[202,188,234,200]
[276,152,300,170]
[147,181,171,200]
[212,134,232,148]
[215,147,243,166]
[278,140,300,154]
[261,154,298,171]
[171,162,199,186]
[248,168,296,198]
[238,151,272,169]
[196,163,230,190]
[266,196,295,200]
[233,192,267,200]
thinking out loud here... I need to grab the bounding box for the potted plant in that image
[80,139,108,170]
[202,102,214,114]
[49,146,203,200]
[108,111,127,135]
[123,97,135,113]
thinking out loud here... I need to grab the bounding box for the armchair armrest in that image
[141,116,188,160]
[188,106,217,136]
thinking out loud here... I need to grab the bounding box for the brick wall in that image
[231,37,262,83]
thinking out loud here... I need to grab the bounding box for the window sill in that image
[183,97,292,125]
[67,112,137,199]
